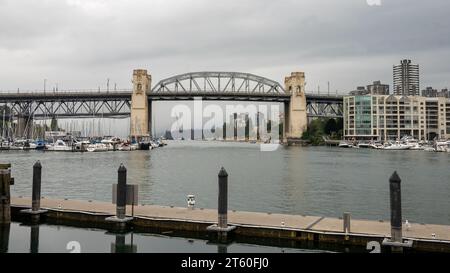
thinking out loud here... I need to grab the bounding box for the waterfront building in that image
[393,59,420,96]
[344,94,450,141]
[425,97,449,140]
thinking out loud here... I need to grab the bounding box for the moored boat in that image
[338,141,353,148]
[382,141,410,150]
[86,143,109,152]
[46,139,72,151]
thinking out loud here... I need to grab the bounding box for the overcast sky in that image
[1,0,450,93]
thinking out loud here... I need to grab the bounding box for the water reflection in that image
[2,222,331,253]
[30,225,39,253]
[217,244,228,254]
[110,232,137,253]
[0,224,10,253]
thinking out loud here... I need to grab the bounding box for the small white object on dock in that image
[405,219,411,231]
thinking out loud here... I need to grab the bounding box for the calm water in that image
[2,141,450,225]
[1,222,324,253]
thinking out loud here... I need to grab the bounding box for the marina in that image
[338,136,450,152]
[0,135,167,152]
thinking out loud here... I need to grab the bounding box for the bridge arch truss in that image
[150,72,289,101]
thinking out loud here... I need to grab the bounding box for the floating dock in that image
[10,196,450,253]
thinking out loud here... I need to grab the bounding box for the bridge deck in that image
[0,91,343,101]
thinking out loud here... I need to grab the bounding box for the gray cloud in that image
[1,0,450,92]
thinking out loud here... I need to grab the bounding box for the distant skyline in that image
[1,0,450,93]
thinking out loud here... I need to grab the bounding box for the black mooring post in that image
[117,164,127,219]
[218,167,228,229]
[389,171,403,252]
[206,168,236,241]
[32,161,42,212]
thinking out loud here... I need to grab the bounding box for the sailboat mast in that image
[2,105,5,139]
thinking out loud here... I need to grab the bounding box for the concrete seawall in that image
[10,196,450,253]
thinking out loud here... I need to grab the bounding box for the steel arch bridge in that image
[0,90,132,119]
[0,72,343,120]
[149,72,291,102]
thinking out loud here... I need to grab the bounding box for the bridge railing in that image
[305,92,344,98]
[0,89,132,96]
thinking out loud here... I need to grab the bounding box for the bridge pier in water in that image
[284,72,308,143]
[15,115,33,139]
[130,69,151,141]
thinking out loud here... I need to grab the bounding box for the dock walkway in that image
[10,196,450,252]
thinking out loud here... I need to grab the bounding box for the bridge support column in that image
[284,72,307,142]
[15,116,32,139]
[130,69,151,141]
[148,100,152,138]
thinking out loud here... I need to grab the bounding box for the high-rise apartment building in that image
[393,59,420,96]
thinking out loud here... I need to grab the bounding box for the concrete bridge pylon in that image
[130,69,151,140]
[284,72,307,141]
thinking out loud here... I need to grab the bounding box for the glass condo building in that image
[344,95,450,141]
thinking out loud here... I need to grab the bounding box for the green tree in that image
[324,118,337,135]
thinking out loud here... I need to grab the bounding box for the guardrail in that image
[0,89,133,95]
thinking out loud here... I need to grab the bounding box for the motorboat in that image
[101,137,122,151]
[369,141,384,149]
[117,142,132,151]
[338,141,353,148]
[401,136,423,150]
[382,141,410,150]
[0,140,11,150]
[150,140,160,149]
[117,142,139,151]
[423,146,436,152]
[357,142,371,149]
[409,143,425,150]
[72,140,90,152]
[46,139,72,151]
[33,140,46,150]
[101,137,122,150]
[101,137,121,145]
[86,143,109,152]
[10,139,34,150]
[434,141,448,152]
